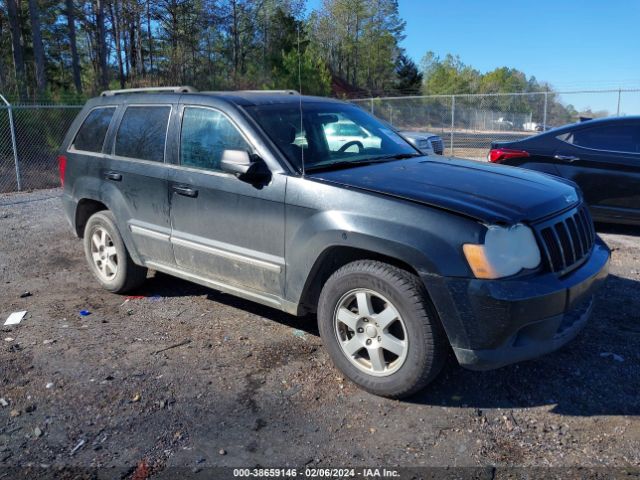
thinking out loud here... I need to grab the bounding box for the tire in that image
[317,260,446,398]
[83,211,147,293]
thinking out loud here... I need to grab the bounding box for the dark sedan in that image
[488,116,640,226]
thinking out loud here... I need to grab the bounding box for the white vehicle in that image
[400,131,444,155]
[493,117,514,130]
[323,120,382,152]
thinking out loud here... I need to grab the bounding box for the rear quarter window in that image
[114,106,171,162]
[72,107,115,153]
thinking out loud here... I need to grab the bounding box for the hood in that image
[307,156,580,224]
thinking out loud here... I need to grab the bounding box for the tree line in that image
[0,0,594,125]
[0,0,418,101]
[419,52,605,124]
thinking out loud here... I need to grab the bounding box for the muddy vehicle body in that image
[59,87,610,397]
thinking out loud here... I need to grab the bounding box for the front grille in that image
[535,205,596,275]
[429,137,444,155]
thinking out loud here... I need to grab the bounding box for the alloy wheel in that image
[333,288,408,377]
[90,227,118,281]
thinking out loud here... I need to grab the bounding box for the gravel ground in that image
[0,189,638,478]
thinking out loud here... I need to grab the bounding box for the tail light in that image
[488,148,530,163]
[57,155,67,187]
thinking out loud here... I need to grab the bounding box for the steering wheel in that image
[338,141,364,153]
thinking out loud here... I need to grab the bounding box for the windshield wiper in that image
[305,153,421,173]
[365,153,422,162]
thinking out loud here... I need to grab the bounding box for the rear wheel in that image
[83,211,147,293]
[317,260,446,398]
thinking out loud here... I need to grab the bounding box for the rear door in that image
[104,101,176,265]
[167,103,286,297]
[554,122,640,223]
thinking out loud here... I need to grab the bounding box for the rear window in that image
[114,106,171,162]
[72,107,115,153]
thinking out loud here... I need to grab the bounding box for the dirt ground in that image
[0,189,638,478]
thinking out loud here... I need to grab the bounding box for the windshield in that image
[244,102,419,172]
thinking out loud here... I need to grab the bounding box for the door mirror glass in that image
[220,149,252,175]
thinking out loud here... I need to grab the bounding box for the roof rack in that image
[240,90,299,95]
[100,86,197,97]
[203,89,299,95]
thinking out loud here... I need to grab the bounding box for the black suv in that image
[59,87,610,398]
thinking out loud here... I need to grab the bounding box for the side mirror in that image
[220,149,252,175]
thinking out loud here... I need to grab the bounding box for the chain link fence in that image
[0,95,82,193]
[0,89,639,194]
[353,89,640,160]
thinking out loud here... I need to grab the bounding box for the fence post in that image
[0,94,21,191]
[370,97,374,114]
[616,89,621,116]
[542,91,548,131]
[450,95,455,155]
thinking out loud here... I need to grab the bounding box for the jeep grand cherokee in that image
[59,87,610,398]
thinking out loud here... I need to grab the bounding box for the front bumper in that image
[423,237,610,370]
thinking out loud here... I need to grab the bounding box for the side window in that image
[558,124,639,153]
[72,107,115,153]
[114,106,171,162]
[180,107,251,171]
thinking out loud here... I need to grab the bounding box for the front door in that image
[168,105,286,296]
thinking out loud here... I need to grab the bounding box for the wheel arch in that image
[70,185,143,265]
[75,198,108,237]
[297,245,425,315]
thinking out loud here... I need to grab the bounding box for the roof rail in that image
[100,86,197,97]
[203,89,299,96]
[240,89,299,95]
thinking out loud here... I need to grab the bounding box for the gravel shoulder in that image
[0,189,638,475]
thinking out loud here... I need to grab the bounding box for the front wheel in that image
[317,260,446,398]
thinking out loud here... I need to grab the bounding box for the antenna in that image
[297,24,305,176]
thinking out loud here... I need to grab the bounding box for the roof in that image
[573,115,640,126]
[195,91,344,106]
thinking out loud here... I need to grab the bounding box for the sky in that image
[307,0,640,114]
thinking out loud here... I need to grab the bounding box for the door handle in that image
[172,185,198,198]
[554,154,580,163]
[104,171,122,181]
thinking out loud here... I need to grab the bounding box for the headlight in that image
[463,224,541,279]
